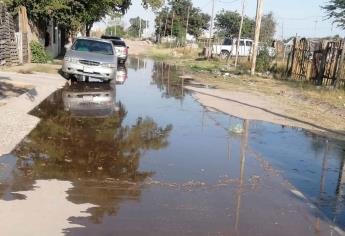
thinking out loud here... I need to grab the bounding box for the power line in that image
[276,15,322,21]
[217,0,241,4]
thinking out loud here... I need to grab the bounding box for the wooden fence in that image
[286,38,345,87]
[0,3,19,66]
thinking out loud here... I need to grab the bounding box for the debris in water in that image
[290,189,306,200]
[229,124,244,134]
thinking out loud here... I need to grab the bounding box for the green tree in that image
[260,12,276,43]
[323,0,345,28]
[155,0,210,40]
[9,86,172,224]
[128,17,148,38]
[215,10,254,38]
[105,25,126,37]
[5,0,165,36]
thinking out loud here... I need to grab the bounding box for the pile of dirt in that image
[125,40,153,56]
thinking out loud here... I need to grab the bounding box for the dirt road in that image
[0,72,65,155]
[125,39,153,56]
[1,58,345,235]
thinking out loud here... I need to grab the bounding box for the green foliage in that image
[142,0,165,10]
[215,10,254,38]
[128,17,148,38]
[260,12,277,43]
[215,11,276,42]
[155,0,210,40]
[30,41,50,63]
[322,0,345,29]
[6,0,165,35]
[256,47,274,73]
[105,25,126,37]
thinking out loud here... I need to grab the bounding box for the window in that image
[239,40,245,46]
[246,41,253,47]
[72,39,114,55]
[111,40,126,47]
[223,38,233,46]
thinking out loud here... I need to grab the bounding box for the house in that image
[40,20,64,58]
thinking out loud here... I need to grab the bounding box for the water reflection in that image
[115,66,128,85]
[234,120,249,235]
[1,81,173,230]
[2,58,345,235]
[151,62,190,100]
[62,82,117,118]
[127,57,146,71]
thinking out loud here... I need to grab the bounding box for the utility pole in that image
[139,17,142,39]
[282,21,286,63]
[250,0,264,76]
[234,0,246,68]
[158,17,162,43]
[281,21,284,41]
[164,14,168,38]
[185,6,191,44]
[170,11,175,48]
[208,0,215,58]
[314,19,318,38]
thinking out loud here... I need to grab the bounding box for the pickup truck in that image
[212,38,276,59]
[213,38,253,59]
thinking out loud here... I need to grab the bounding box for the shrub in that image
[256,47,274,73]
[30,41,49,63]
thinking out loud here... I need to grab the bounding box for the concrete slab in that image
[0,71,66,155]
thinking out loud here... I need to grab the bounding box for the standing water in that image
[0,57,345,236]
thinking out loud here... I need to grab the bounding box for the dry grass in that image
[148,46,345,112]
[1,63,61,74]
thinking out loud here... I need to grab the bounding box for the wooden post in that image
[235,0,246,68]
[317,42,329,86]
[334,39,345,88]
[208,0,215,59]
[250,0,264,76]
[288,37,297,76]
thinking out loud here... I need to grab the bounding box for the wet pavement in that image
[1,57,345,235]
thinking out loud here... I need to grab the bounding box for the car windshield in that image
[112,40,126,47]
[223,38,233,46]
[72,39,114,55]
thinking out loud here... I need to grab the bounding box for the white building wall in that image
[41,21,61,58]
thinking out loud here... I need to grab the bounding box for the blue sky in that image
[96,0,344,39]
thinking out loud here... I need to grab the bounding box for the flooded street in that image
[1,58,345,236]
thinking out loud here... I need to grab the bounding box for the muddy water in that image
[1,58,345,236]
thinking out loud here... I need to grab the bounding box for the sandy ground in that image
[0,180,95,236]
[126,39,153,56]
[0,72,66,155]
[186,86,345,140]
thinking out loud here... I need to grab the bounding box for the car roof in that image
[76,37,113,44]
[101,35,123,40]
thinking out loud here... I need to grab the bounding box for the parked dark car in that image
[101,35,129,64]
